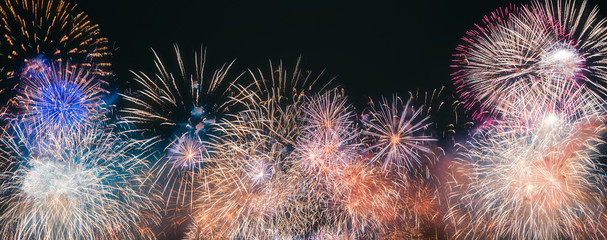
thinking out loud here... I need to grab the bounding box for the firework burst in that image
[0,120,160,240]
[408,86,473,147]
[0,0,111,91]
[389,173,442,239]
[226,57,331,149]
[362,94,436,170]
[185,138,301,239]
[331,161,403,238]
[11,61,106,135]
[294,90,359,188]
[451,0,607,119]
[532,0,607,92]
[446,108,607,239]
[121,45,235,148]
[185,58,332,239]
[121,45,237,213]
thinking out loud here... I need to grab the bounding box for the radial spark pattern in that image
[0,121,159,240]
[0,0,111,89]
[363,95,435,170]
[446,113,607,239]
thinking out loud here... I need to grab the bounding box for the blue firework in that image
[15,62,105,133]
[35,80,90,127]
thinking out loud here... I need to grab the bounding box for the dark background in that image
[76,0,597,103]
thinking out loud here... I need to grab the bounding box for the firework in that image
[226,57,331,148]
[331,161,403,238]
[0,120,160,240]
[498,80,605,129]
[391,173,442,239]
[446,108,607,239]
[531,0,607,91]
[300,89,354,137]
[451,4,553,119]
[0,0,111,91]
[451,0,607,119]
[294,90,359,188]
[309,226,356,240]
[185,138,301,239]
[121,45,235,148]
[121,45,236,212]
[185,58,332,239]
[362,94,436,170]
[11,61,106,135]
[224,58,334,190]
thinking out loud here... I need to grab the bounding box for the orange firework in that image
[329,161,403,238]
[362,94,436,170]
[0,0,111,89]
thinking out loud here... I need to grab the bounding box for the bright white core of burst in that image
[541,47,584,77]
[551,49,576,62]
[542,113,561,127]
[247,158,270,183]
[22,159,96,201]
[167,135,205,169]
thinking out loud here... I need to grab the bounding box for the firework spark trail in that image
[446,100,607,239]
[9,61,106,136]
[309,227,356,240]
[332,161,403,238]
[451,0,607,120]
[186,59,333,239]
[121,44,235,148]
[186,138,300,239]
[225,56,331,149]
[120,45,237,213]
[3,0,605,238]
[447,5,607,238]
[294,90,359,189]
[531,0,607,93]
[409,86,471,147]
[451,4,556,120]
[376,172,442,240]
[292,90,368,237]
[0,0,112,89]
[495,79,606,130]
[0,120,160,240]
[362,94,436,170]
[293,90,435,238]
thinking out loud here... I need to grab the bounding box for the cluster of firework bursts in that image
[1,0,607,239]
[448,0,607,239]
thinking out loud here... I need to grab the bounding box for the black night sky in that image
[75,0,605,103]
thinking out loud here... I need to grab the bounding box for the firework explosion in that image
[187,59,330,239]
[121,45,235,148]
[444,1,607,238]
[0,120,159,240]
[121,45,237,216]
[11,61,106,135]
[0,0,606,239]
[362,94,436,170]
[0,0,111,95]
[331,161,403,238]
[295,90,359,188]
[446,111,607,239]
[451,0,607,120]
[186,137,301,239]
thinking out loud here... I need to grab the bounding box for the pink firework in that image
[451,0,607,120]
